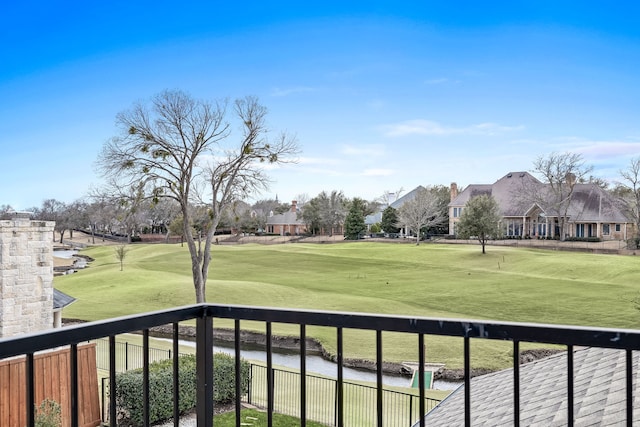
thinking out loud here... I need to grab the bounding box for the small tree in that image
[115,244,128,271]
[456,194,502,254]
[344,198,367,240]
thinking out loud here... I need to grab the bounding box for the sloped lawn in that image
[56,242,640,371]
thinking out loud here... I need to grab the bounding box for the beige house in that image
[449,172,633,240]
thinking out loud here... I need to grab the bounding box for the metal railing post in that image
[26,353,35,427]
[627,350,633,427]
[70,344,79,427]
[300,324,307,426]
[567,345,574,426]
[235,319,242,427]
[142,331,150,426]
[173,322,180,427]
[418,333,425,427]
[514,340,520,427]
[376,330,383,427]
[267,322,274,426]
[464,336,471,427]
[109,336,117,426]
[337,327,344,427]
[196,309,214,427]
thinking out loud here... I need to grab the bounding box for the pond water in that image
[158,337,460,390]
[53,249,78,259]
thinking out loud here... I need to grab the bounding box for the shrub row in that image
[113,353,249,426]
[564,236,601,242]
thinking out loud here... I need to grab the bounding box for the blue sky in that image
[2,2,640,209]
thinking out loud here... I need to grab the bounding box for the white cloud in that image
[380,119,524,137]
[558,139,640,157]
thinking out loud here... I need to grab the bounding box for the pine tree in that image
[344,198,367,240]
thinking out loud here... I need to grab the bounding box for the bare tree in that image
[377,188,404,206]
[529,152,594,240]
[396,187,447,245]
[33,199,67,242]
[294,193,310,209]
[97,90,298,302]
[0,205,14,219]
[617,157,640,243]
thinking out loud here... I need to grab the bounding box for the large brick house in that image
[449,172,634,240]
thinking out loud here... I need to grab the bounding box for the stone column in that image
[0,212,55,337]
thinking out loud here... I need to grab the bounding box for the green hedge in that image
[564,236,601,242]
[113,353,249,426]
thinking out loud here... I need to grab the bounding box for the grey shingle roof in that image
[420,347,640,426]
[53,289,76,310]
[265,210,304,226]
[565,184,630,223]
[365,186,426,224]
[449,172,542,217]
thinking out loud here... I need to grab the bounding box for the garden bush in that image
[113,353,249,426]
[35,399,62,427]
[564,236,601,242]
[627,238,640,249]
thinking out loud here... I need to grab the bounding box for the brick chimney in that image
[291,200,298,213]
[450,182,458,201]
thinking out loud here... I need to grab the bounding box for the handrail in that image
[3,303,640,358]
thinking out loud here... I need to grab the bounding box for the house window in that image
[453,207,462,218]
[576,224,585,238]
[603,224,610,235]
[616,224,621,232]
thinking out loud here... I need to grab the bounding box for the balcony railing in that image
[1,303,640,426]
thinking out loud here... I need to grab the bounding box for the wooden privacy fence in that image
[0,342,100,427]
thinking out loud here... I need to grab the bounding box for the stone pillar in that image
[0,212,55,337]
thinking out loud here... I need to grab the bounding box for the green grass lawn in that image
[56,242,640,371]
[214,408,327,427]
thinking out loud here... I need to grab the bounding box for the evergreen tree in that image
[344,198,367,240]
[380,206,400,234]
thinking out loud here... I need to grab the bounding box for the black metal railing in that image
[95,337,189,372]
[2,303,640,426]
[246,363,440,426]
